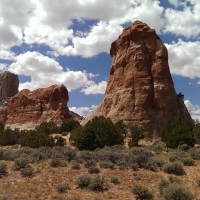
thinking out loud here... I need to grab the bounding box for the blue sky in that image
[0,0,200,119]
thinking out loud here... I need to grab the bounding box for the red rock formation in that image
[0,84,73,129]
[0,71,19,98]
[82,21,190,133]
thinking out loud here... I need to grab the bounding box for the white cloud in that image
[168,0,182,7]
[81,81,107,95]
[8,51,98,92]
[0,63,7,71]
[164,1,200,38]
[69,105,97,116]
[166,39,200,79]
[184,100,200,120]
[0,50,15,60]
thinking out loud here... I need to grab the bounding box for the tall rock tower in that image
[0,71,19,98]
[82,21,190,133]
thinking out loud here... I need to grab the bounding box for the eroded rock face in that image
[0,71,19,98]
[0,84,73,129]
[82,21,190,133]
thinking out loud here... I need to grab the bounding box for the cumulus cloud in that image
[70,105,97,116]
[166,39,200,79]
[0,63,7,71]
[185,100,200,120]
[81,81,107,95]
[8,51,101,92]
[164,1,200,38]
[0,50,15,60]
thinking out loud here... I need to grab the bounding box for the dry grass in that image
[1,143,200,200]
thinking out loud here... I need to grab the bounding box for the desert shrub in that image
[169,152,181,162]
[55,183,69,193]
[182,157,195,166]
[94,150,124,164]
[158,178,169,194]
[76,174,91,187]
[59,120,80,133]
[71,161,80,170]
[88,175,104,191]
[162,161,184,175]
[55,137,66,146]
[62,147,77,162]
[145,160,157,171]
[132,185,153,200]
[190,148,200,160]
[20,131,54,148]
[84,160,96,168]
[32,150,47,162]
[128,147,153,168]
[0,149,13,160]
[77,150,94,162]
[168,176,181,184]
[61,132,68,136]
[130,163,139,171]
[161,116,195,148]
[0,162,7,178]
[35,121,58,135]
[99,161,114,169]
[128,125,144,147]
[196,178,200,187]
[178,143,189,151]
[50,158,66,167]
[88,166,100,174]
[148,157,165,168]
[110,175,120,184]
[20,167,34,177]
[14,155,30,169]
[36,147,54,159]
[162,182,194,200]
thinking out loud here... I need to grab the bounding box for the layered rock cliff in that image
[82,21,190,133]
[0,84,73,129]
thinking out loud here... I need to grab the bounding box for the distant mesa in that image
[0,84,81,130]
[82,20,191,133]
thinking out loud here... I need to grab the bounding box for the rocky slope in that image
[82,21,190,133]
[0,84,73,129]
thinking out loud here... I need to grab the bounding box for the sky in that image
[0,0,200,119]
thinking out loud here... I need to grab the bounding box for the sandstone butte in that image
[0,71,19,98]
[0,84,77,130]
[82,21,191,134]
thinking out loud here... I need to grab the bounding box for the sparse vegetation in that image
[110,175,120,184]
[132,185,153,200]
[20,166,34,177]
[0,162,7,178]
[55,183,69,193]
[162,161,184,175]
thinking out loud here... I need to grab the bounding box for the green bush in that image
[20,167,34,177]
[162,182,194,200]
[182,158,195,166]
[110,175,120,184]
[128,125,144,147]
[14,156,30,169]
[161,116,195,148]
[84,160,96,168]
[50,158,66,167]
[0,162,7,178]
[55,136,66,146]
[72,116,124,150]
[162,161,184,175]
[88,166,100,174]
[59,120,80,133]
[20,131,54,148]
[71,162,80,170]
[196,178,200,187]
[76,174,91,188]
[99,161,114,169]
[190,148,200,160]
[132,185,153,200]
[55,183,69,193]
[88,175,104,191]
[35,121,58,135]
[128,147,153,168]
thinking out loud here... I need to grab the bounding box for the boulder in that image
[82,21,190,134]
